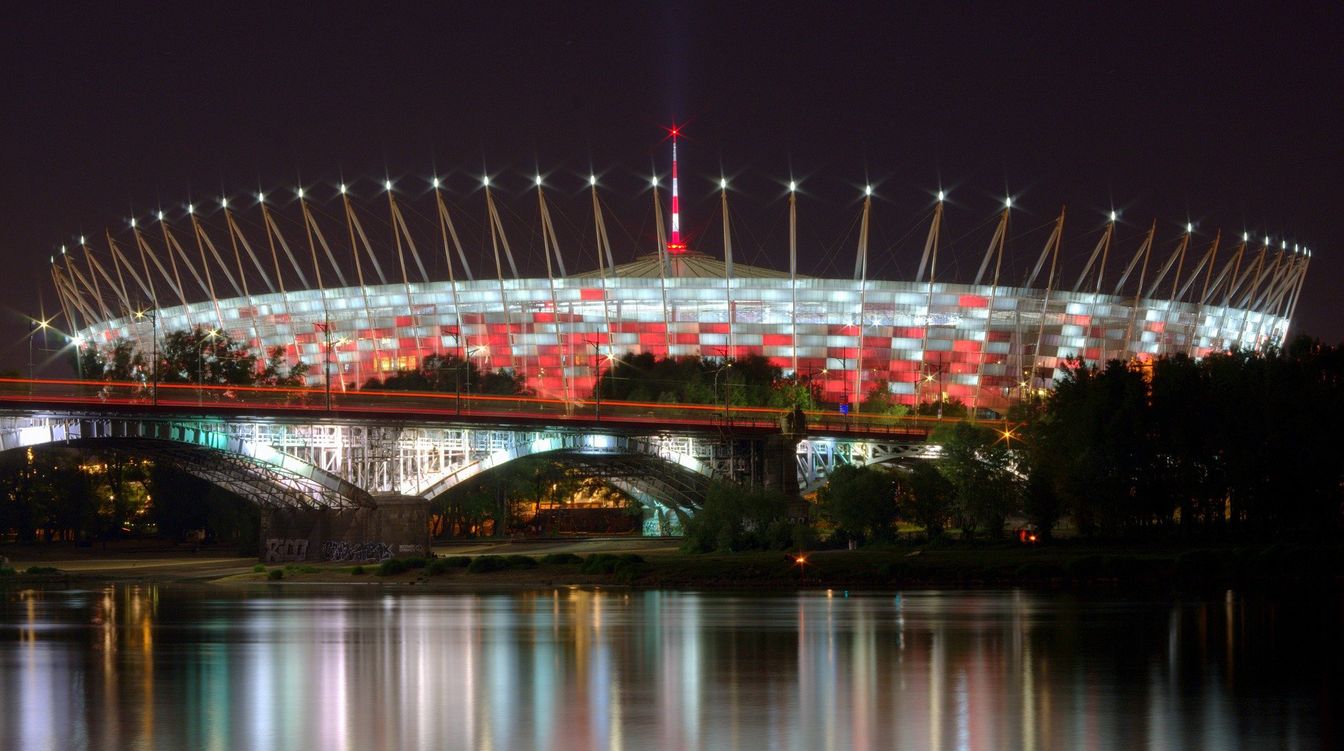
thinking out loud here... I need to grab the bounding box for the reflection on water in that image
[0,586,1336,750]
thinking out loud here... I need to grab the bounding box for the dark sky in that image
[2,1,1340,369]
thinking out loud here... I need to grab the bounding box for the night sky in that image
[3,2,1340,370]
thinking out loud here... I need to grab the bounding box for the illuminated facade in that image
[51,142,1307,411]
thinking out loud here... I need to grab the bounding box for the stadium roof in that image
[579,251,799,280]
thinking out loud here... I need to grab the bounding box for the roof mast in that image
[667,126,687,256]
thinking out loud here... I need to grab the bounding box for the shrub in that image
[252,564,266,573]
[441,556,472,567]
[267,568,284,580]
[467,556,510,573]
[0,567,15,577]
[540,553,583,565]
[505,554,538,569]
[580,553,645,575]
[350,565,366,576]
[377,558,416,576]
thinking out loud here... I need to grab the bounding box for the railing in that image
[0,377,993,436]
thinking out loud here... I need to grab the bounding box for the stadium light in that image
[130,218,136,228]
[590,174,597,187]
[1264,236,1271,246]
[187,203,194,215]
[78,235,85,245]
[536,174,543,187]
[651,176,658,188]
[1186,222,1193,233]
[339,183,347,195]
[865,184,872,196]
[1109,210,1117,222]
[384,179,393,192]
[431,177,440,189]
[937,190,945,202]
[296,187,305,199]
[61,245,66,254]
[482,175,490,188]
[720,177,728,190]
[790,180,797,193]
[220,197,228,209]
[157,211,164,221]
[1282,240,1287,249]
[1005,197,1012,209]
[1243,232,1249,242]
[257,192,265,203]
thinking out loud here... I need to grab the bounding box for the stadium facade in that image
[51,136,1308,411]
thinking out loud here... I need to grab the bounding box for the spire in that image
[667,126,688,254]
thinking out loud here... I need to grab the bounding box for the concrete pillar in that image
[258,495,430,562]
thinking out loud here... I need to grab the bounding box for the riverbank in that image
[3,539,1341,591]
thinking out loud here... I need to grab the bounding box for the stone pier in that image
[259,495,430,562]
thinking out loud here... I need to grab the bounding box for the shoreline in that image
[4,540,1341,593]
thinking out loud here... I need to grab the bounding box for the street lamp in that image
[134,309,158,406]
[713,362,733,422]
[28,318,50,388]
[585,340,610,420]
[197,328,219,404]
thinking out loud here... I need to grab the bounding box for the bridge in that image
[0,378,959,559]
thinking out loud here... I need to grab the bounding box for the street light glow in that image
[590,174,597,186]
[431,177,440,189]
[384,179,393,192]
[1109,210,1117,222]
[339,183,347,195]
[720,177,728,190]
[1005,197,1013,209]
[937,189,945,202]
[790,180,797,192]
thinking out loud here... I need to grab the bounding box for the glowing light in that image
[535,174,543,187]
[1243,232,1249,242]
[130,218,136,228]
[720,177,727,190]
[338,183,347,195]
[1004,197,1013,209]
[431,177,440,189]
[865,184,872,196]
[78,235,85,245]
[482,175,490,188]
[187,203,194,214]
[220,197,228,208]
[590,174,597,187]
[1109,210,1117,222]
[937,189,945,202]
[789,180,797,192]
[60,245,66,254]
[257,192,265,203]
[1186,222,1193,233]
[651,176,658,188]
[156,211,164,221]
[1282,240,1287,249]
[1264,236,1271,246]
[384,179,393,192]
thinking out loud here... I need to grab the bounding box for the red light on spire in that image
[667,124,688,255]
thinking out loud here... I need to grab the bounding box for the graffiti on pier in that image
[321,540,393,562]
[265,538,309,563]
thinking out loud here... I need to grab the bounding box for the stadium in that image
[51,134,1308,411]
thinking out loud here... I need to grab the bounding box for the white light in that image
[720,177,728,190]
[865,184,873,196]
[61,245,66,254]
[937,190,945,202]
[1243,232,1249,242]
[130,218,137,228]
[296,187,304,199]
[482,175,490,188]
[157,211,164,221]
[1109,210,1117,222]
[1281,240,1287,249]
[1005,197,1012,209]
[1294,243,1299,253]
[257,192,265,203]
[220,197,228,208]
[431,177,440,189]
[590,174,597,186]
[79,235,85,245]
[790,180,797,192]
[384,179,393,192]
[1186,222,1193,233]
[1264,236,1271,245]
[651,176,659,188]
[536,174,543,187]
[339,183,347,195]
[187,203,194,214]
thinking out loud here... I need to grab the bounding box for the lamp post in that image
[713,362,732,422]
[585,340,605,420]
[28,318,49,391]
[134,310,157,406]
[316,319,334,411]
[197,328,219,404]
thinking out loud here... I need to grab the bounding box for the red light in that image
[666,241,688,255]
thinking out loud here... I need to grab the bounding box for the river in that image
[0,586,1335,750]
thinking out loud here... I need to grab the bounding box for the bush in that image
[25,566,59,575]
[440,555,473,567]
[467,556,510,574]
[505,554,538,569]
[580,553,645,575]
[350,565,366,576]
[0,567,15,577]
[541,553,583,565]
[682,483,794,552]
[252,564,266,573]
[267,568,284,581]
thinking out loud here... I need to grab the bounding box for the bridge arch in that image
[0,415,374,509]
[417,432,718,518]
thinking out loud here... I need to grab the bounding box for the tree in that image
[895,462,954,539]
[817,464,897,544]
[938,422,1019,539]
[681,482,794,552]
[157,328,260,386]
[258,346,310,387]
[861,380,908,415]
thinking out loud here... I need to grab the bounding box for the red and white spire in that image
[667,126,687,254]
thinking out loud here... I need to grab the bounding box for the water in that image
[0,586,1336,750]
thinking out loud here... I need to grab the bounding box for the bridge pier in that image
[259,496,430,563]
